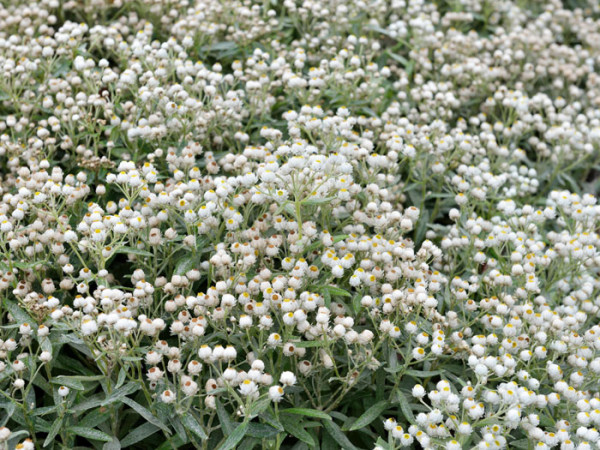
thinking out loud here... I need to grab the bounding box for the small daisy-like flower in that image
[269,385,285,402]
[238,379,258,396]
[279,371,297,386]
[412,347,426,360]
[160,390,176,404]
[58,386,70,397]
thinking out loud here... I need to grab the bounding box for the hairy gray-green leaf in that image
[218,421,248,450]
[347,401,389,431]
[323,420,358,450]
[121,397,171,435]
[70,426,114,442]
[120,423,161,447]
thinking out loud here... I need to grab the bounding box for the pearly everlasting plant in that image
[0,0,600,449]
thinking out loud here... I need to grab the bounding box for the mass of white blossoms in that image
[0,0,600,449]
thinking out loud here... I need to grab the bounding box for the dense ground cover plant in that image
[1,0,600,448]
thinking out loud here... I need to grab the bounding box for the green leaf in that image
[385,348,400,374]
[281,408,332,420]
[154,402,173,429]
[116,368,127,388]
[415,209,430,246]
[365,24,395,38]
[376,368,386,401]
[293,340,327,348]
[347,401,389,431]
[13,259,47,270]
[280,416,316,447]
[405,60,416,78]
[71,394,105,412]
[319,285,351,298]
[282,203,296,216]
[444,371,467,387]
[322,288,331,308]
[44,417,63,447]
[510,439,531,449]
[180,413,208,440]
[322,420,358,450]
[393,390,415,424]
[168,415,188,444]
[0,402,15,426]
[321,429,338,450]
[248,397,271,417]
[31,405,58,416]
[273,200,291,216]
[121,356,142,362]
[207,387,228,396]
[205,41,238,52]
[120,423,160,447]
[58,333,84,346]
[103,437,121,450]
[4,299,34,325]
[115,246,154,258]
[386,51,409,66]
[374,437,392,450]
[7,431,29,450]
[39,337,53,353]
[301,196,336,206]
[65,374,106,382]
[79,408,111,429]
[238,436,260,449]
[155,433,187,450]
[69,426,114,442]
[259,410,284,432]
[216,400,236,435]
[31,374,52,395]
[101,382,141,406]
[351,294,361,315]
[50,376,85,391]
[333,234,348,244]
[219,421,248,450]
[405,369,444,378]
[174,255,197,276]
[246,422,280,439]
[121,397,171,435]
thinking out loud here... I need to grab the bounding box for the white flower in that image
[446,440,461,450]
[458,422,472,434]
[147,367,164,382]
[238,379,258,396]
[267,333,282,347]
[391,425,404,439]
[160,390,176,404]
[17,439,34,450]
[58,386,70,397]
[81,319,98,335]
[412,347,426,360]
[182,379,198,396]
[223,346,237,361]
[279,371,297,386]
[188,360,203,375]
[198,345,212,361]
[0,427,11,442]
[268,385,284,402]
[412,384,425,398]
[331,265,344,278]
[383,418,397,431]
